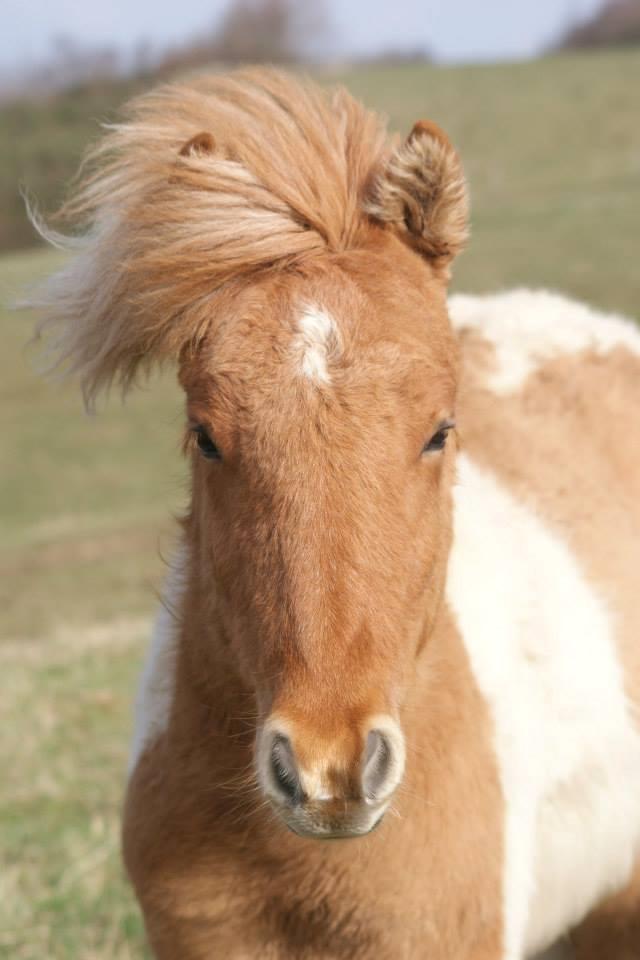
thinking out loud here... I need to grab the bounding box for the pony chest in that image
[526,731,640,954]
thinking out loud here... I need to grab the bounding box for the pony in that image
[32,68,640,960]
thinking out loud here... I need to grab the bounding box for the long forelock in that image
[28,69,390,407]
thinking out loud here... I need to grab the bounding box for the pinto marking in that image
[448,455,640,957]
[449,289,640,394]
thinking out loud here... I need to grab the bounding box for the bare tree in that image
[557,0,640,49]
[161,0,331,73]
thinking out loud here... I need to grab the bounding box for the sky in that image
[5,0,605,71]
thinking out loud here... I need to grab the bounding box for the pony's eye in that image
[193,426,221,461]
[423,421,455,454]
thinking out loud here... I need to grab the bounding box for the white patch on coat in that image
[294,305,339,384]
[127,545,187,777]
[447,455,640,959]
[449,289,640,393]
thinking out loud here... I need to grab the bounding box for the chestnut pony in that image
[33,70,640,959]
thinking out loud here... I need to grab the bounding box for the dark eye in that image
[423,420,455,454]
[193,426,221,461]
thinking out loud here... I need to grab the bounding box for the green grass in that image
[1,49,638,959]
[1,621,151,958]
[0,249,182,959]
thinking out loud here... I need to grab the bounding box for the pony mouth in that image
[280,809,387,841]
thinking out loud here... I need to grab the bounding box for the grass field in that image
[1,49,639,959]
[0,249,179,958]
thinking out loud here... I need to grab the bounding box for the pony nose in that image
[261,722,405,807]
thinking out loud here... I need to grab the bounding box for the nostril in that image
[362,730,392,801]
[270,734,303,805]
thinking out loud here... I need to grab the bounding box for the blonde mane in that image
[30,69,390,405]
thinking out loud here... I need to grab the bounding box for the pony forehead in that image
[191,250,454,369]
[179,253,457,420]
[186,289,455,396]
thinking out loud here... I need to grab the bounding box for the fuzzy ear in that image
[365,119,469,264]
[178,131,216,157]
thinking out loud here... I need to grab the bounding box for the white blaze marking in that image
[449,289,640,393]
[127,545,187,776]
[447,455,640,958]
[294,305,339,385]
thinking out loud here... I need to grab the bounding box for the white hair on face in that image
[127,544,188,777]
[294,305,340,385]
[449,289,640,394]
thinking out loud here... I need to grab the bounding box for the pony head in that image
[33,69,468,838]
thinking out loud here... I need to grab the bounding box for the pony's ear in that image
[178,132,216,157]
[365,120,469,266]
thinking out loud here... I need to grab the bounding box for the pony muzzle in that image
[256,716,406,839]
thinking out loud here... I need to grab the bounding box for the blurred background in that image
[1,1,639,956]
